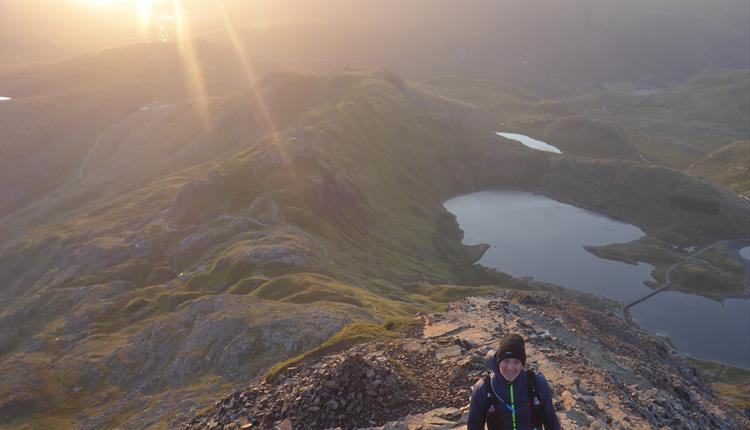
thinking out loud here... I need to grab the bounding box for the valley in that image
[1,66,748,428]
[1,2,749,426]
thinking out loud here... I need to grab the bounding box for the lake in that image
[630,292,749,366]
[445,189,750,368]
[496,132,562,154]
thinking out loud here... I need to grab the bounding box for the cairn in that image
[180,349,416,429]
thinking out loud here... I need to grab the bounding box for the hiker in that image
[467,334,561,430]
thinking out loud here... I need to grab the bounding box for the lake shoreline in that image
[445,188,750,368]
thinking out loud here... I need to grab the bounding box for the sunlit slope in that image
[416,69,750,169]
[0,70,521,428]
[688,141,750,198]
[414,77,641,160]
[0,41,281,218]
[567,68,750,167]
[1,69,748,428]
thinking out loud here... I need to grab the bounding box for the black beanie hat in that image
[495,334,526,365]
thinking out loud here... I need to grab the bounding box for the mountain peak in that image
[177,292,750,429]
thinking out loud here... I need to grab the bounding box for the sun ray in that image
[137,0,152,40]
[172,0,212,132]
[215,0,295,173]
[216,0,277,135]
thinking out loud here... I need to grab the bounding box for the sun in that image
[83,0,157,35]
[88,0,149,7]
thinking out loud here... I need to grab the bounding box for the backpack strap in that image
[526,369,546,430]
[526,369,539,399]
[482,373,504,429]
[483,373,493,406]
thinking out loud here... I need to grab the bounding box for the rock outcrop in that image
[177,292,749,429]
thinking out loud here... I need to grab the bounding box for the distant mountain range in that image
[3,0,749,96]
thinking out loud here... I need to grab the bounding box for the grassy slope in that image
[416,69,750,170]
[688,141,750,198]
[587,239,748,300]
[0,70,525,428]
[2,69,748,428]
[688,357,750,409]
[414,77,641,161]
[567,68,750,168]
[417,74,750,302]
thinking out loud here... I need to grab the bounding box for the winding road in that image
[426,88,480,125]
[622,238,750,322]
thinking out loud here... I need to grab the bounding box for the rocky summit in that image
[177,292,749,430]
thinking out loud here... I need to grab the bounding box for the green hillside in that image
[416,69,750,170]
[688,141,750,198]
[0,70,518,428]
[567,68,750,168]
[2,68,748,428]
[414,78,646,162]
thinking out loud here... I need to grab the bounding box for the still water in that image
[445,189,750,368]
[630,292,749,367]
[496,132,562,154]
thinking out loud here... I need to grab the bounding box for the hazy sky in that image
[2,0,748,93]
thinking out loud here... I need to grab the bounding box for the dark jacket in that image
[467,351,561,430]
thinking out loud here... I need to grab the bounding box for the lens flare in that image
[137,0,152,28]
[137,0,152,40]
[171,0,211,132]
[217,0,276,134]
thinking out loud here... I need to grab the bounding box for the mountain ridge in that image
[177,292,750,430]
[1,68,748,428]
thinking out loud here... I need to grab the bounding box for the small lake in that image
[496,132,562,154]
[445,189,750,368]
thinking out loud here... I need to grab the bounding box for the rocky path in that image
[177,291,749,430]
[76,131,104,177]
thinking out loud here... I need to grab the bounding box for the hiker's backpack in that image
[483,369,546,430]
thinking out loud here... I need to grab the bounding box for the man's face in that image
[498,358,523,382]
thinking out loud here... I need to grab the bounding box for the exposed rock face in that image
[191,351,415,429]
[177,338,466,430]
[178,292,749,430]
[103,296,348,390]
[42,295,350,429]
[167,216,265,267]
